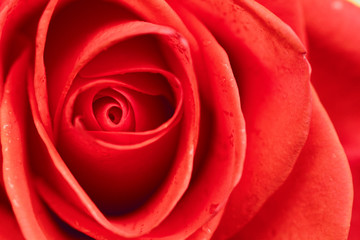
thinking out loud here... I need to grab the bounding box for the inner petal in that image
[92,96,123,128]
[114,86,175,132]
[44,8,198,234]
[70,71,179,134]
[108,106,122,124]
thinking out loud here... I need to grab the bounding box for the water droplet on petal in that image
[331,0,343,10]
[13,199,19,207]
[189,147,194,156]
[202,226,212,234]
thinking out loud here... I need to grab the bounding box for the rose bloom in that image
[0,0,359,239]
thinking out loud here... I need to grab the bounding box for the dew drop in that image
[331,0,343,10]
[13,199,19,207]
[189,147,195,156]
[222,63,230,69]
[202,226,212,234]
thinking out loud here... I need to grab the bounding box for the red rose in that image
[0,0,354,239]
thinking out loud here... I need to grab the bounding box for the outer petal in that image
[253,0,360,238]
[143,2,246,238]
[255,0,307,42]
[300,0,360,238]
[0,1,64,239]
[302,0,360,159]
[180,0,311,238]
[0,187,24,239]
[229,88,353,239]
[1,48,84,239]
[350,159,360,239]
[0,0,48,89]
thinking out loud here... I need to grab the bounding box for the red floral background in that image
[0,0,358,239]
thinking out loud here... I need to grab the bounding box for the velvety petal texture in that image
[0,182,23,240]
[0,0,355,239]
[301,0,360,238]
[257,0,360,239]
[180,1,311,238]
[229,89,353,239]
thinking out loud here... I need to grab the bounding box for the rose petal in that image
[0,186,24,240]
[300,0,360,238]
[109,0,196,44]
[68,72,179,134]
[230,88,353,239]
[57,89,182,216]
[78,35,169,79]
[46,19,189,139]
[349,159,360,239]
[30,1,200,238]
[67,71,182,145]
[35,179,124,240]
[302,0,360,159]
[0,0,47,89]
[141,3,245,239]
[186,209,225,240]
[254,0,307,42]
[1,46,84,240]
[178,0,311,238]
[49,21,194,220]
[33,0,140,139]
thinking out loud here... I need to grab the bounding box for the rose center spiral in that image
[107,106,122,124]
